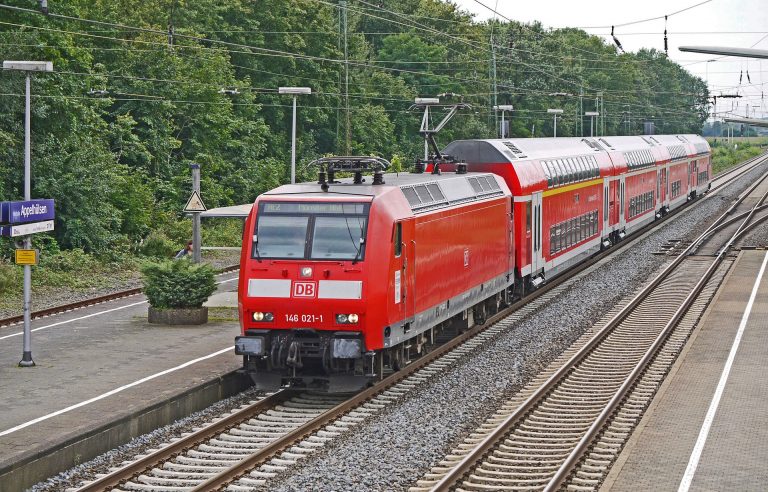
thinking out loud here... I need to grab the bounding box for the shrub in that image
[39,248,99,272]
[203,218,243,247]
[140,232,178,259]
[141,260,217,309]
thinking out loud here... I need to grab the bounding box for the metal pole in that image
[553,115,557,138]
[191,164,202,264]
[291,95,297,184]
[590,116,594,137]
[424,106,429,160]
[501,110,505,138]
[20,73,34,367]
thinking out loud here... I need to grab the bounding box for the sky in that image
[450,0,768,121]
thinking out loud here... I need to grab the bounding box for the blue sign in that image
[0,199,55,224]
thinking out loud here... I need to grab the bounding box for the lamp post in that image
[547,108,563,137]
[493,105,513,138]
[596,92,604,136]
[278,87,311,183]
[585,111,599,137]
[3,60,53,367]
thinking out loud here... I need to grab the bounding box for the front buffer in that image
[236,325,373,393]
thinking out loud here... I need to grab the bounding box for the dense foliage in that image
[141,259,216,308]
[0,0,709,257]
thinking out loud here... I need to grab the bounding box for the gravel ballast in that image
[262,161,768,492]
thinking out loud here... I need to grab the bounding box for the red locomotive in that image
[236,135,711,391]
[236,157,515,391]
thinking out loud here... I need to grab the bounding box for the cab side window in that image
[394,223,402,257]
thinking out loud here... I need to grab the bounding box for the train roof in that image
[261,171,510,215]
[443,135,711,196]
[443,135,709,165]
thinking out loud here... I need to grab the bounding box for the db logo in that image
[293,281,317,298]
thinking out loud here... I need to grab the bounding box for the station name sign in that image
[0,220,55,237]
[1,199,55,224]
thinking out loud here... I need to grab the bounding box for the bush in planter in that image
[141,260,217,309]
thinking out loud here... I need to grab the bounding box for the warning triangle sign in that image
[184,191,207,212]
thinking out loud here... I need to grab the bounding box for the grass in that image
[707,136,768,145]
[710,141,765,174]
[207,307,239,322]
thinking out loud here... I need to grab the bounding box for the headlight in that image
[252,312,273,322]
[336,313,359,324]
[300,266,313,278]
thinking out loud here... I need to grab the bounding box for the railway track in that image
[68,155,768,492]
[0,265,239,328]
[412,161,768,492]
[72,391,345,491]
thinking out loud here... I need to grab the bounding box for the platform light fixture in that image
[547,108,563,138]
[585,111,600,137]
[493,105,513,138]
[278,86,312,183]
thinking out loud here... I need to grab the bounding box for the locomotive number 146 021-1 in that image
[285,314,324,323]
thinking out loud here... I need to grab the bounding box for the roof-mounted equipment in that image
[410,94,471,164]
[309,156,390,191]
[412,154,460,175]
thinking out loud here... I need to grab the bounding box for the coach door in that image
[619,177,626,228]
[390,220,416,328]
[531,192,543,274]
[603,179,610,233]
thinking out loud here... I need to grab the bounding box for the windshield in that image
[256,215,308,258]
[311,216,366,259]
[253,202,369,260]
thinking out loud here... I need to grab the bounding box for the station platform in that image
[604,249,768,491]
[0,273,249,491]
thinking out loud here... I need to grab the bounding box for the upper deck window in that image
[254,202,369,261]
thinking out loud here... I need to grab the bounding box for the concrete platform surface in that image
[0,273,249,490]
[604,249,768,491]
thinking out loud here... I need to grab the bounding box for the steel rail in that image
[693,205,768,255]
[692,169,768,252]
[430,165,768,492]
[545,168,768,491]
[0,265,239,327]
[74,390,294,492]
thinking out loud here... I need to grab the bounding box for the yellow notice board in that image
[15,249,38,265]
